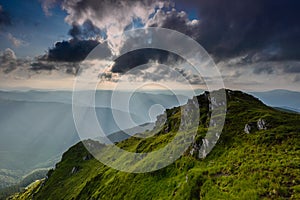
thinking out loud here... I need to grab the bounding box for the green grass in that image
[12,90,300,200]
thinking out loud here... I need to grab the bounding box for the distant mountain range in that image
[250,89,300,113]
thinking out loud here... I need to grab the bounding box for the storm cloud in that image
[46,39,99,62]
[37,37,112,74]
[60,0,300,74]
[151,0,300,62]
[37,0,300,82]
[43,38,112,63]
[111,49,183,73]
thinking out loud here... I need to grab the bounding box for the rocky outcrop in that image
[71,166,79,174]
[257,118,267,130]
[244,124,251,134]
[244,118,267,134]
[83,154,92,161]
[189,141,200,156]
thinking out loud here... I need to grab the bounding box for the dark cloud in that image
[147,9,200,40]
[45,39,111,62]
[252,65,274,75]
[44,18,112,63]
[40,9,113,64]
[282,64,300,74]
[0,49,86,76]
[30,60,80,75]
[38,0,300,79]
[68,24,81,39]
[113,62,205,85]
[111,49,184,73]
[30,62,56,71]
[249,61,300,75]
[173,67,205,85]
[0,5,11,27]
[152,0,300,62]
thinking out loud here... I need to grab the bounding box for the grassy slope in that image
[0,169,48,199]
[12,90,300,200]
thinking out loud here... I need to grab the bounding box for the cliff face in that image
[12,90,300,200]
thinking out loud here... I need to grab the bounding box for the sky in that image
[0,0,299,91]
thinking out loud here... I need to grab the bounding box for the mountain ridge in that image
[10,90,300,199]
